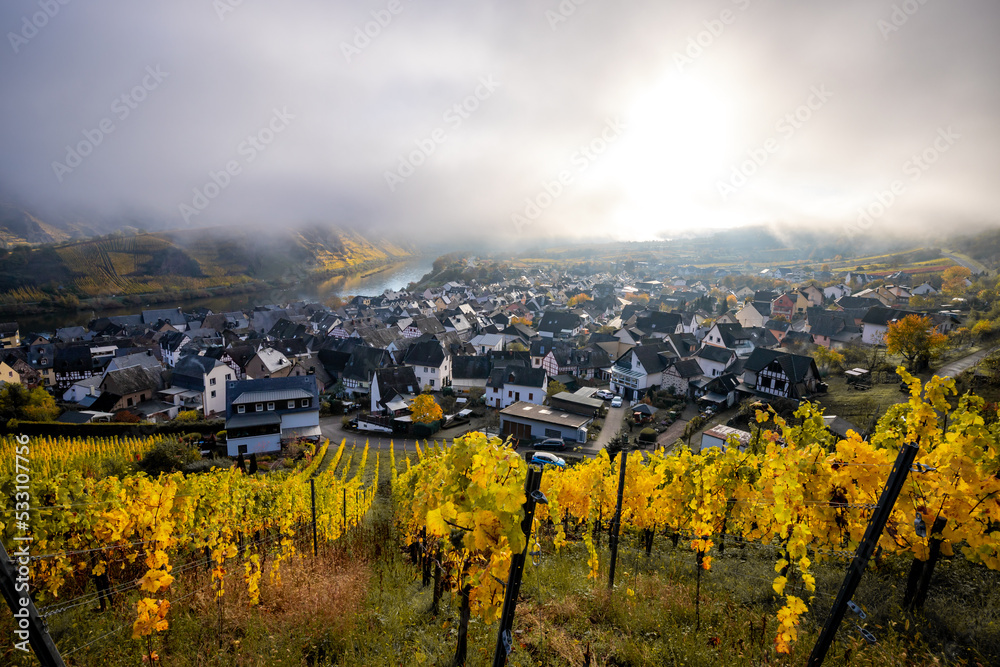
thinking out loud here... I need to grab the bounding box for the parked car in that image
[611,396,623,408]
[533,438,566,451]
[595,390,614,400]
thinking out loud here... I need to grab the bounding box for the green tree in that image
[0,384,59,422]
[546,380,567,398]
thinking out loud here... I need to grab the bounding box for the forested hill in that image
[0,225,412,304]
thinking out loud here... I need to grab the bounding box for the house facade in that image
[224,376,321,456]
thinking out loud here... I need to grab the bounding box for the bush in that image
[183,458,233,474]
[174,410,201,422]
[638,427,657,443]
[139,439,200,475]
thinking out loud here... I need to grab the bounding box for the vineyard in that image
[1,435,378,665]
[2,371,1000,665]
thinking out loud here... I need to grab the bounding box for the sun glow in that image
[603,74,738,237]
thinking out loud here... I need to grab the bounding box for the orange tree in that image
[411,394,443,424]
[885,314,947,371]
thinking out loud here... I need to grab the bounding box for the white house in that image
[486,366,547,409]
[171,355,234,418]
[402,339,452,390]
[609,345,671,401]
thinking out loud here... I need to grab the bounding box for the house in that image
[860,307,915,345]
[245,348,293,379]
[0,322,19,349]
[402,338,452,390]
[63,375,103,404]
[224,375,321,456]
[799,285,824,308]
[469,333,504,355]
[499,401,591,444]
[823,284,852,301]
[548,390,604,417]
[143,308,187,331]
[451,356,491,395]
[770,294,795,320]
[661,358,703,398]
[735,301,771,329]
[740,348,821,402]
[159,331,191,368]
[99,366,164,412]
[911,282,938,296]
[486,366,547,409]
[694,373,742,408]
[535,311,583,339]
[609,344,672,401]
[341,347,391,396]
[171,355,234,417]
[695,344,736,378]
[701,425,751,453]
[702,322,754,357]
[106,350,162,374]
[633,311,683,338]
[0,353,35,387]
[529,339,560,378]
[54,345,99,390]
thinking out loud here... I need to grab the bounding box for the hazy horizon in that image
[1,1,998,244]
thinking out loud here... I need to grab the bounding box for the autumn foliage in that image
[885,314,948,370]
[411,394,443,424]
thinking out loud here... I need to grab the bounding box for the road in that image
[593,405,626,450]
[937,346,997,379]
[941,249,988,275]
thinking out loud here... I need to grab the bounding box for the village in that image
[0,253,985,460]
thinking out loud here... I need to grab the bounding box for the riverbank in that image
[10,256,433,334]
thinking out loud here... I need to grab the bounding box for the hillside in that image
[0,224,413,304]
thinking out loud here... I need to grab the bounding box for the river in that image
[17,256,435,335]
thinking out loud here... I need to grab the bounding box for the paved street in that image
[593,405,626,449]
[937,346,998,379]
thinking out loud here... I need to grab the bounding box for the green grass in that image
[815,376,908,430]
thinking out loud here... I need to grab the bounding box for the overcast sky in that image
[0,0,997,244]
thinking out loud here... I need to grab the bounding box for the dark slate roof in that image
[697,345,735,364]
[267,318,307,340]
[172,355,223,391]
[159,330,188,351]
[0,322,18,334]
[536,310,583,334]
[629,344,672,375]
[634,311,682,334]
[374,366,420,395]
[101,366,163,396]
[487,365,546,389]
[861,307,915,326]
[142,308,186,326]
[452,356,491,380]
[743,348,816,383]
[54,345,95,372]
[715,322,749,346]
[403,339,447,367]
[836,295,882,310]
[342,347,390,383]
[670,358,703,378]
[764,319,791,333]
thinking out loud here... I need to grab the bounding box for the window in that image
[300,398,310,408]
[211,390,217,398]
[127,397,133,406]
[528,393,533,401]
[237,405,245,414]
[226,374,232,380]
[429,379,435,387]
[424,366,429,372]
[288,400,295,409]
[515,392,520,401]
[255,403,263,412]
[238,445,248,455]
[210,377,217,386]
[267,402,274,410]
[508,390,512,398]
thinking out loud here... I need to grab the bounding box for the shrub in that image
[638,427,657,443]
[138,439,200,475]
[174,410,200,422]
